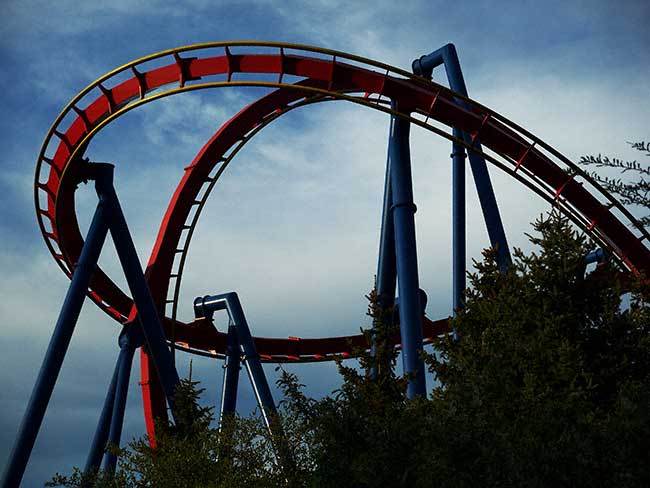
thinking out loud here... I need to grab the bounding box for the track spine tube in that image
[1,190,110,488]
[389,103,426,398]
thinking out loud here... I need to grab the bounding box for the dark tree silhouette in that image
[579,141,650,227]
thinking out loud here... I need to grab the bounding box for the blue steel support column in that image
[413,44,511,272]
[193,294,294,472]
[93,164,180,416]
[389,105,426,399]
[227,296,277,430]
[371,114,398,379]
[220,325,241,423]
[194,293,277,429]
[102,342,136,474]
[451,130,466,339]
[84,352,120,477]
[1,191,110,488]
[376,117,398,307]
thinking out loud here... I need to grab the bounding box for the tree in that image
[47,379,283,487]
[422,212,650,487]
[274,288,424,487]
[579,141,650,227]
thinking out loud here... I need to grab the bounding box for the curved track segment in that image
[35,41,650,354]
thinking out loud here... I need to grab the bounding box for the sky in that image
[1,0,648,485]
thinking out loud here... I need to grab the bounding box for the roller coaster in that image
[3,42,649,487]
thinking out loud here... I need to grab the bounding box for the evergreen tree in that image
[421,212,650,487]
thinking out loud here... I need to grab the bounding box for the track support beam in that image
[194,293,277,429]
[102,325,140,474]
[100,164,180,409]
[2,163,180,487]
[413,44,511,321]
[2,190,110,488]
[451,129,466,339]
[389,103,426,398]
[84,351,120,478]
[372,111,399,379]
[220,324,241,422]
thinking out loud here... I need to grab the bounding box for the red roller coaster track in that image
[35,42,650,441]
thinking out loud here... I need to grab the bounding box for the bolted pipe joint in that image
[193,293,233,320]
[412,43,456,80]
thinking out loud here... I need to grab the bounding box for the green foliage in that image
[50,213,650,487]
[273,288,423,487]
[424,212,650,486]
[579,141,650,227]
[47,379,283,487]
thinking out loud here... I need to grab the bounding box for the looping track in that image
[36,41,650,362]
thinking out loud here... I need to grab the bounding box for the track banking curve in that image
[34,41,650,436]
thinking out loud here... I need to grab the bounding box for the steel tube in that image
[102,343,135,474]
[389,107,426,398]
[1,198,110,487]
[413,43,511,272]
[371,114,398,379]
[94,164,180,415]
[83,351,120,477]
[220,325,241,421]
[452,131,466,340]
[195,293,277,428]
[227,295,277,429]
[376,117,398,309]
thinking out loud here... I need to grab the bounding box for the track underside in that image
[34,42,650,440]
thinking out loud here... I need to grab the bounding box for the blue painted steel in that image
[413,43,511,273]
[585,248,606,265]
[220,325,241,421]
[84,351,120,477]
[194,293,277,429]
[102,343,136,474]
[451,131,466,340]
[371,114,398,379]
[376,116,398,309]
[193,294,227,319]
[393,289,428,316]
[389,105,426,398]
[95,164,180,415]
[1,193,110,488]
[226,294,277,429]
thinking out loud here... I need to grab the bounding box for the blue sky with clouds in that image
[1,0,648,485]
